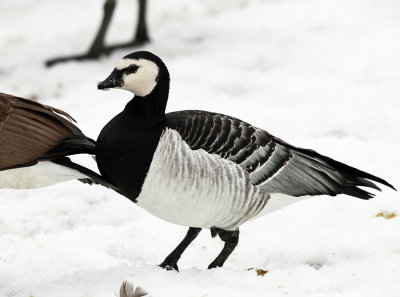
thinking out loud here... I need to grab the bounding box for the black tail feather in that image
[44,136,96,159]
[295,147,396,199]
[321,154,396,191]
[353,177,381,191]
[341,186,375,200]
[51,157,122,194]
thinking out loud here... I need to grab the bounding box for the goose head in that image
[98,51,170,98]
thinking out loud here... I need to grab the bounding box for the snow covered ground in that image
[1,0,400,296]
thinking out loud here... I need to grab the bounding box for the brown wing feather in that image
[0,92,80,170]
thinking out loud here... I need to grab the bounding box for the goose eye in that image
[126,65,139,74]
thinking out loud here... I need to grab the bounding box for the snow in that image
[1,0,400,296]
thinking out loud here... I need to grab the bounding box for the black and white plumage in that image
[136,128,268,231]
[0,51,395,271]
[165,110,389,199]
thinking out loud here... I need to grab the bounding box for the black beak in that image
[97,70,123,90]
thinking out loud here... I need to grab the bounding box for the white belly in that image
[0,161,86,189]
[137,129,307,230]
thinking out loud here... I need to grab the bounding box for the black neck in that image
[124,68,170,123]
[125,94,166,122]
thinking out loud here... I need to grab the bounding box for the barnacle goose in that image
[0,51,395,271]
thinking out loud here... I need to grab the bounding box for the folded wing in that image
[166,110,395,199]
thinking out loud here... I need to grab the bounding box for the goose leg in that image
[133,0,150,44]
[87,0,117,57]
[208,228,239,269]
[159,227,201,271]
[46,0,117,67]
[106,0,149,52]
[46,0,150,67]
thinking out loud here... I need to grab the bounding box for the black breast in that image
[95,109,164,201]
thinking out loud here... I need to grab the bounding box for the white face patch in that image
[116,58,159,97]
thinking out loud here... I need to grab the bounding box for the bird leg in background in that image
[87,0,117,57]
[46,0,149,67]
[208,228,239,269]
[135,0,150,44]
[107,0,150,52]
[159,227,202,271]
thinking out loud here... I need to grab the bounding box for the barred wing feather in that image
[166,110,395,199]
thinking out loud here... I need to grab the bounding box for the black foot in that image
[159,227,202,272]
[208,261,221,270]
[45,39,149,67]
[208,227,239,269]
[159,258,179,271]
[45,53,103,67]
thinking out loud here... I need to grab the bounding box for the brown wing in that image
[0,92,82,170]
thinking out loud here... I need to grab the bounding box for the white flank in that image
[137,129,309,230]
[116,58,159,97]
[0,161,87,189]
[250,193,313,221]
